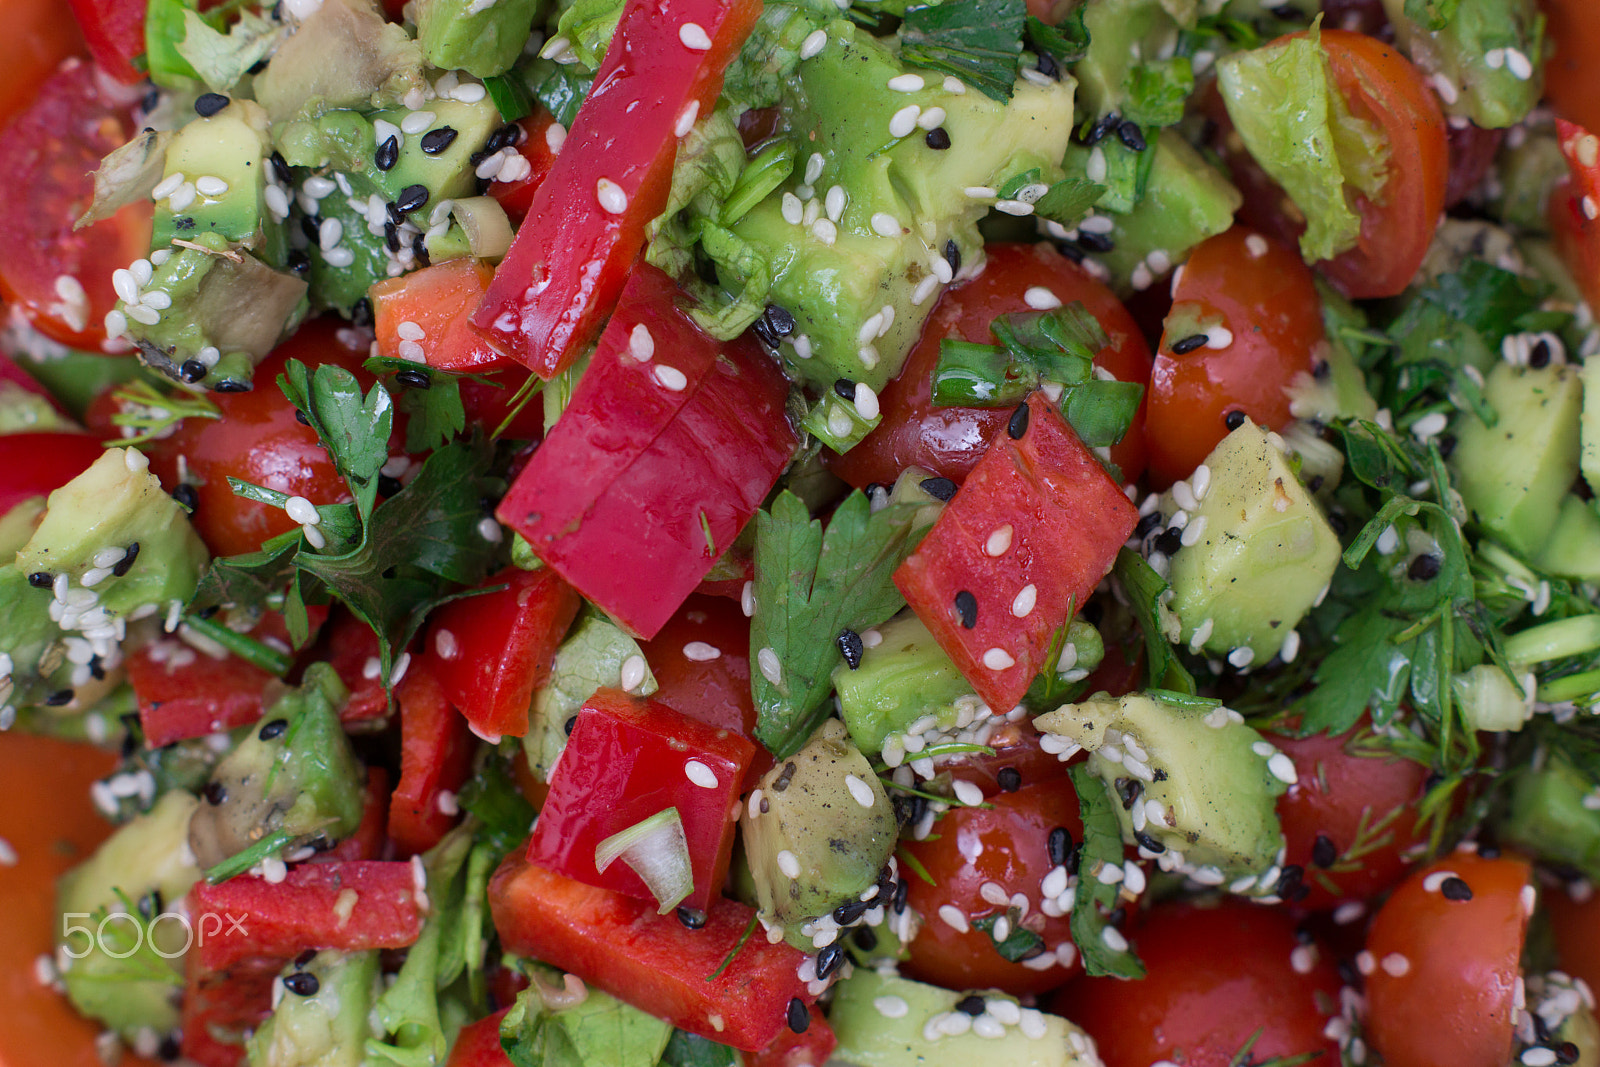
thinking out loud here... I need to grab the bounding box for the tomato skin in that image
[446,1008,515,1067]
[1546,885,1600,995]
[1364,851,1531,1067]
[1266,722,1432,909]
[141,320,375,558]
[66,0,146,84]
[1147,227,1322,484]
[0,59,152,350]
[901,776,1084,995]
[370,257,514,373]
[0,432,104,515]
[1542,0,1600,134]
[1051,900,1342,1067]
[829,242,1151,491]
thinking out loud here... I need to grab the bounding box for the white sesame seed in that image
[1130,264,1153,291]
[1205,327,1234,350]
[1101,926,1129,952]
[679,22,712,50]
[953,779,983,806]
[757,647,782,686]
[111,269,139,305]
[937,904,969,932]
[477,517,502,542]
[1523,1049,1559,1067]
[1334,901,1366,925]
[389,651,412,686]
[912,274,940,306]
[1024,287,1061,310]
[1244,233,1270,258]
[322,246,355,268]
[596,177,628,214]
[777,849,801,879]
[827,407,853,439]
[887,73,925,92]
[918,106,946,130]
[853,382,880,421]
[620,654,647,692]
[780,192,804,225]
[1180,515,1208,547]
[994,199,1034,216]
[1228,646,1256,669]
[400,110,437,135]
[799,28,827,59]
[195,175,229,197]
[654,365,688,391]
[1430,73,1459,104]
[811,218,837,245]
[1280,629,1301,663]
[1086,146,1107,183]
[875,995,909,1019]
[888,105,921,138]
[1504,47,1533,80]
[396,319,426,342]
[397,339,426,362]
[1268,753,1298,784]
[870,212,902,237]
[1585,197,1599,221]
[804,152,825,186]
[741,581,755,617]
[682,641,720,662]
[1523,884,1537,916]
[684,759,719,789]
[675,99,700,137]
[285,496,320,525]
[1379,952,1410,977]
[1484,48,1506,69]
[264,184,291,219]
[151,172,184,200]
[845,774,876,808]
[982,648,1015,671]
[303,175,337,198]
[1011,584,1037,618]
[985,524,1014,556]
[433,629,458,660]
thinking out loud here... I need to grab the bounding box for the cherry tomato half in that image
[1542,0,1600,135]
[0,432,104,515]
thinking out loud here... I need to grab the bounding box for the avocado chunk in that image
[188,664,366,872]
[417,0,544,79]
[253,0,425,124]
[732,20,1076,435]
[1035,691,1288,885]
[828,969,1101,1067]
[1452,360,1583,559]
[832,614,972,758]
[523,611,655,783]
[1165,420,1342,662]
[1534,495,1600,582]
[246,950,381,1067]
[740,719,897,939]
[1084,129,1241,296]
[1499,750,1600,880]
[1381,0,1544,129]
[56,790,202,1039]
[0,380,69,434]
[1581,356,1600,499]
[0,447,207,711]
[152,99,284,261]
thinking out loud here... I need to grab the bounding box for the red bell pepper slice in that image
[446,1007,515,1067]
[488,110,561,224]
[489,854,819,1051]
[421,565,582,740]
[527,687,754,912]
[495,264,796,640]
[180,952,279,1067]
[893,393,1140,712]
[743,1003,835,1067]
[129,607,329,748]
[67,0,147,85]
[312,766,390,864]
[188,860,426,972]
[1553,120,1600,313]
[388,660,475,857]
[369,257,515,373]
[315,610,393,724]
[470,0,763,378]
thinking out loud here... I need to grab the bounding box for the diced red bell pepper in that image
[129,607,330,748]
[470,0,763,378]
[446,1007,514,1067]
[489,110,561,224]
[388,660,475,857]
[180,952,279,1067]
[311,766,390,864]
[422,565,582,740]
[742,1004,835,1067]
[527,687,753,912]
[315,610,392,723]
[370,257,515,373]
[188,860,426,972]
[641,593,773,790]
[67,0,146,84]
[495,264,796,640]
[489,853,819,1051]
[893,393,1140,713]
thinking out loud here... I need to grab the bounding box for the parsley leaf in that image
[971,910,1046,963]
[658,1030,739,1067]
[1403,0,1460,31]
[278,358,391,518]
[1033,176,1106,230]
[364,356,470,454]
[900,0,1027,103]
[750,490,931,758]
[1112,548,1194,694]
[1067,765,1145,979]
[1025,11,1088,67]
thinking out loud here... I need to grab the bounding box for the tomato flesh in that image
[388,661,474,857]
[369,257,514,373]
[67,0,146,84]
[0,432,105,516]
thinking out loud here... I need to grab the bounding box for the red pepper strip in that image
[470,0,763,378]
[743,1003,836,1067]
[188,860,426,972]
[315,610,394,724]
[179,952,279,1067]
[66,0,147,84]
[489,854,818,1051]
[311,767,390,864]
[1553,120,1600,313]
[894,393,1140,712]
[445,1007,515,1067]
[422,565,583,739]
[527,687,754,912]
[388,661,475,857]
[129,606,330,749]
[496,264,796,640]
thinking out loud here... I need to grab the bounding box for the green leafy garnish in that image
[1067,765,1145,979]
[1113,548,1195,695]
[971,910,1046,963]
[484,72,537,122]
[105,378,220,447]
[1403,0,1460,30]
[363,356,470,454]
[750,490,931,757]
[657,1030,739,1067]
[900,0,1027,102]
[1033,177,1106,230]
[500,979,673,1067]
[1025,11,1089,68]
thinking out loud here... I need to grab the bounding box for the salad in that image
[2,0,1600,1064]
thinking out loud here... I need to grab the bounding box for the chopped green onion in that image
[595,807,694,915]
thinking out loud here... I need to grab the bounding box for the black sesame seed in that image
[294,949,318,968]
[92,657,107,682]
[384,220,402,253]
[1438,432,1457,459]
[202,781,227,805]
[1085,111,1119,145]
[997,766,1022,792]
[395,184,430,215]
[1530,339,1552,369]
[374,134,400,172]
[563,715,577,736]
[158,1035,181,1061]
[1171,333,1209,355]
[815,943,845,979]
[413,234,431,268]
[1035,47,1059,80]
[1116,777,1143,808]
[1047,826,1072,867]
[1558,1042,1581,1065]
[1117,121,1146,152]
[1154,527,1183,556]
[1440,876,1474,901]
[179,359,207,384]
[1075,230,1114,254]
[1337,958,1362,987]
[172,483,199,510]
[786,997,810,1034]
[1134,830,1166,854]
[420,126,459,154]
[1407,554,1442,582]
[378,474,403,497]
[773,761,797,793]
[853,926,878,951]
[1224,408,1247,430]
[953,590,978,629]
[270,151,293,185]
[944,239,961,275]
[1312,833,1338,868]
[920,476,957,502]
[1007,401,1030,439]
[764,303,796,337]
[140,88,162,114]
[386,200,405,225]
[833,378,857,402]
[294,409,311,426]
[258,718,289,741]
[676,905,707,929]
[894,878,909,912]
[27,572,52,589]
[300,215,322,243]
[833,896,871,926]
[286,249,311,277]
[213,379,251,393]
[194,93,230,117]
[1327,511,1348,537]
[924,126,951,150]
[283,972,320,997]
[837,628,864,670]
[1306,475,1325,493]
[486,123,522,153]
[1135,511,1163,539]
[44,689,74,707]
[350,296,374,329]
[1535,1013,1555,1044]
[1312,358,1331,380]
[955,994,986,1016]
[1277,864,1309,902]
[396,367,432,390]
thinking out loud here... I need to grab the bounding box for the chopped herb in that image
[1067,766,1145,979]
[972,909,1046,962]
[900,0,1028,103]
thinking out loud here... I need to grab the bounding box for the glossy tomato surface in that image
[1052,900,1342,1067]
[1546,883,1600,995]
[828,242,1151,490]
[0,432,104,515]
[1543,0,1600,134]
[901,774,1084,995]
[1147,227,1322,484]
[1364,850,1531,1067]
